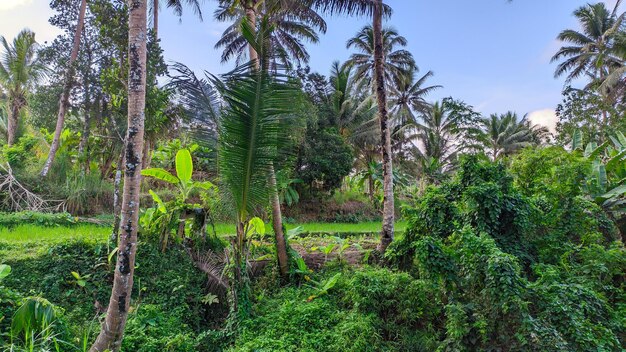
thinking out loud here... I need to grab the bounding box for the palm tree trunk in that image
[41,0,87,177]
[373,0,394,253]
[89,0,148,350]
[7,102,20,146]
[153,0,159,37]
[269,164,289,277]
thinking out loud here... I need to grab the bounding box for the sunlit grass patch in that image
[0,224,110,243]
[211,221,408,236]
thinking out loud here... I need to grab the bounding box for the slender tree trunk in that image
[373,0,394,253]
[89,0,147,350]
[269,164,289,277]
[41,0,87,177]
[368,174,374,202]
[7,102,20,146]
[141,138,152,169]
[153,0,159,36]
[78,79,92,159]
[110,148,125,244]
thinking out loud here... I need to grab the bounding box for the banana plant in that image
[140,149,216,251]
[276,169,302,207]
[142,148,215,202]
[574,130,626,219]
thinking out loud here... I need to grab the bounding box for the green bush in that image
[0,237,222,351]
[232,268,443,351]
[383,154,625,350]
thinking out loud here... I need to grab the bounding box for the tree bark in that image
[78,78,92,160]
[41,0,87,176]
[89,0,147,350]
[153,0,159,37]
[110,148,126,244]
[141,138,152,169]
[373,0,394,253]
[269,164,289,277]
[7,101,21,146]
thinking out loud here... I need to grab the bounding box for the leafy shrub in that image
[122,304,198,351]
[232,268,443,351]
[385,154,625,350]
[0,237,222,350]
[2,135,40,168]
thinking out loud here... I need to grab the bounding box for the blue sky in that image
[0,0,619,129]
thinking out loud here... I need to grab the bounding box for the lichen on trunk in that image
[89,0,148,350]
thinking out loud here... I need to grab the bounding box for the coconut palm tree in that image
[371,0,394,252]
[477,112,547,161]
[345,25,415,89]
[214,0,326,69]
[0,30,46,146]
[90,0,148,350]
[216,45,297,316]
[552,2,624,83]
[41,0,88,177]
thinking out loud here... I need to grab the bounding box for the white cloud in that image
[0,0,33,12]
[527,109,558,134]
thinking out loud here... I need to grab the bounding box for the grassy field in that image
[212,221,408,235]
[0,221,407,243]
[0,224,110,242]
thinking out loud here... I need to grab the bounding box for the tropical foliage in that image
[0,0,624,351]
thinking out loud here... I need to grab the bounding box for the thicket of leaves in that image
[383,152,625,350]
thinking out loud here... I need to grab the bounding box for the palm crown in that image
[552,2,624,83]
[345,25,416,89]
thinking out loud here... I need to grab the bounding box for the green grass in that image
[0,224,110,243]
[211,221,408,235]
[285,221,407,234]
[0,221,407,244]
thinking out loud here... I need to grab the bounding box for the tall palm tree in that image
[551,1,626,136]
[0,30,46,146]
[151,0,204,37]
[552,2,624,83]
[372,0,394,252]
[41,0,88,177]
[90,0,148,350]
[214,0,326,69]
[345,25,415,89]
[477,112,547,161]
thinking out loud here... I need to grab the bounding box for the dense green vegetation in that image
[1,155,624,351]
[0,0,625,351]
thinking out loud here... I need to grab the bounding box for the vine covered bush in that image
[382,154,625,350]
